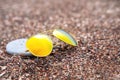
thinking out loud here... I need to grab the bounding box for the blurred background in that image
[0,0,119,40]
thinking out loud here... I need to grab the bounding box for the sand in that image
[0,0,120,79]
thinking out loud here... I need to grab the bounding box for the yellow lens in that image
[26,34,53,57]
[53,29,77,46]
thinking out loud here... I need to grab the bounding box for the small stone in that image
[6,39,32,56]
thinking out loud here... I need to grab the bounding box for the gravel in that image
[0,0,120,79]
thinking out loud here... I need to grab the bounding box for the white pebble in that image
[6,39,32,56]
